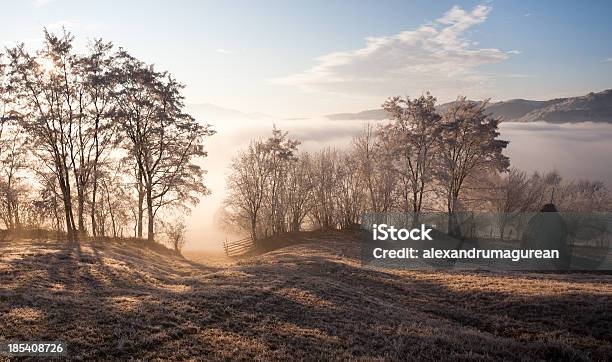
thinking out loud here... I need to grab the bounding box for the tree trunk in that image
[250,217,257,246]
[91,118,101,237]
[500,220,506,240]
[106,184,117,238]
[14,196,20,230]
[412,194,421,228]
[291,213,300,232]
[59,158,77,242]
[91,176,98,237]
[53,196,61,232]
[77,186,86,236]
[61,185,75,243]
[146,185,154,242]
[447,193,462,238]
[6,194,14,230]
[99,211,106,237]
[137,174,144,238]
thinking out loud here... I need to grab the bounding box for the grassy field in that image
[1,231,611,360]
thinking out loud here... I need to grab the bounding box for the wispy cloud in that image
[216,48,231,54]
[603,58,612,63]
[32,0,56,7]
[274,4,517,101]
[505,73,534,79]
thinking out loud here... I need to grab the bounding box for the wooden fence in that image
[223,236,254,257]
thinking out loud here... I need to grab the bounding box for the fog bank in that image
[183,116,612,251]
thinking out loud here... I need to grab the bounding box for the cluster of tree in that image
[224,93,611,242]
[223,127,300,242]
[0,29,214,245]
[492,168,610,239]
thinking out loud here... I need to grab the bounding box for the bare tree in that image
[71,39,117,237]
[310,148,341,229]
[438,98,509,236]
[0,55,20,228]
[285,152,314,232]
[0,51,12,135]
[491,168,541,239]
[263,126,299,234]
[92,161,134,238]
[225,140,272,243]
[161,219,187,252]
[36,170,64,231]
[7,31,79,241]
[336,151,365,228]
[353,125,396,213]
[0,130,28,229]
[381,93,442,223]
[114,51,214,241]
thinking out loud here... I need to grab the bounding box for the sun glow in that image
[38,57,56,73]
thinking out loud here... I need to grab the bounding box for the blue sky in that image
[2,0,612,117]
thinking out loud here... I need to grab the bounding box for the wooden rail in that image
[223,236,254,257]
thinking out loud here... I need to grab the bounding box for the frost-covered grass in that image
[0,231,610,360]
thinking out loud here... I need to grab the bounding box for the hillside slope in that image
[327,89,612,123]
[1,233,611,360]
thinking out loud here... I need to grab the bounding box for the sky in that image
[2,0,612,118]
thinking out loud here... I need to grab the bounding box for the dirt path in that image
[183,249,234,267]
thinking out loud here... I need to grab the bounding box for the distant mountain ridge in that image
[326,89,612,123]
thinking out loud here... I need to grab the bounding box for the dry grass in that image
[0,231,611,361]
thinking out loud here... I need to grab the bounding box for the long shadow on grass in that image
[1,240,611,360]
[0,239,223,358]
[155,251,612,360]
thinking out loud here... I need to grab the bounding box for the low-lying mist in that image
[184,114,612,251]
